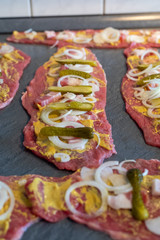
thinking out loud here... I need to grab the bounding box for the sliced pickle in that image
[136,74,160,86]
[55,59,97,67]
[127,168,149,221]
[138,61,160,70]
[59,69,91,79]
[39,126,93,139]
[48,85,92,95]
[49,101,93,111]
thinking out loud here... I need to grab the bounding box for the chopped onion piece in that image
[145,217,160,235]
[0,79,3,84]
[65,180,108,218]
[141,49,160,61]
[70,110,86,116]
[0,181,15,220]
[142,168,148,176]
[50,40,59,49]
[54,153,70,162]
[80,167,95,181]
[24,28,33,33]
[0,44,14,54]
[126,73,138,81]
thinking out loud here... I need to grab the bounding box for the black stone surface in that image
[0,14,160,240]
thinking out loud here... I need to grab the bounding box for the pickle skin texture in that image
[127,168,149,221]
[39,126,94,139]
[59,69,91,79]
[55,58,97,67]
[48,85,92,95]
[49,101,93,111]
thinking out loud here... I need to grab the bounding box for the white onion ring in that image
[57,74,85,87]
[65,180,108,218]
[101,27,120,43]
[56,31,75,40]
[54,153,70,162]
[141,49,160,61]
[55,48,85,60]
[65,64,93,73]
[147,108,160,118]
[126,73,139,81]
[0,181,15,221]
[127,64,152,77]
[95,161,132,193]
[119,159,136,168]
[41,108,72,125]
[49,136,88,150]
[142,99,160,109]
[73,36,92,44]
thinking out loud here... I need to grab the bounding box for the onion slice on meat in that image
[55,48,86,60]
[101,27,120,43]
[65,64,93,73]
[95,161,132,194]
[73,36,92,44]
[127,64,153,77]
[41,108,72,125]
[0,181,15,221]
[141,49,160,61]
[80,167,95,181]
[54,153,70,162]
[65,180,108,218]
[57,74,85,87]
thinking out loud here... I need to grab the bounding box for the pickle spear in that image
[49,101,93,111]
[55,59,97,67]
[59,69,91,79]
[48,85,92,95]
[39,126,93,139]
[138,61,160,71]
[127,168,149,221]
[136,74,160,86]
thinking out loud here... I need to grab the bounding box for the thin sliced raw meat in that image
[0,175,38,240]
[25,159,160,240]
[0,43,30,110]
[121,43,160,147]
[22,45,116,171]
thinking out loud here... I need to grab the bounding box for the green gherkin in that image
[59,69,91,79]
[127,168,149,221]
[39,126,94,139]
[49,101,93,111]
[55,58,97,67]
[48,85,92,95]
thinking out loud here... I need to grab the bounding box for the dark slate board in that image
[0,14,160,240]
